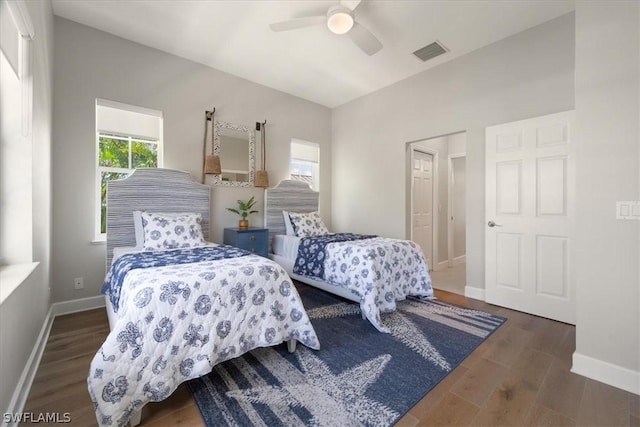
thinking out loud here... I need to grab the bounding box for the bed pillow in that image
[283,211,295,236]
[288,211,329,237]
[141,212,206,250]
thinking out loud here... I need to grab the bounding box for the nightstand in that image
[223,227,269,257]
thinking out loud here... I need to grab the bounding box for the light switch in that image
[617,201,640,220]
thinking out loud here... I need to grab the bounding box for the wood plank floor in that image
[22,286,639,426]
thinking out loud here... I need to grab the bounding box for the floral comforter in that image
[89,247,319,426]
[294,234,433,332]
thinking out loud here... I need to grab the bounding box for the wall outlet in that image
[74,277,84,290]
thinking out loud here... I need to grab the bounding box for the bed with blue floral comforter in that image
[293,234,433,332]
[89,246,319,427]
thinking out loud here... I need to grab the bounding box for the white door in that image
[485,111,575,324]
[412,150,434,269]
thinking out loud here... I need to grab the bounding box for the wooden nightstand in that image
[223,227,269,257]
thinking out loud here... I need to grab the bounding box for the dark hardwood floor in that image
[22,287,639,426]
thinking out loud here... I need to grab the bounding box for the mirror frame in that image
[212,120,255,187]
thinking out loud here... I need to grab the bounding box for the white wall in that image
[332,13,575,290]
[0,0,54,415]
[573,1,639,393]
[52,18,332,303]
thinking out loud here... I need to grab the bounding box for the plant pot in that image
[239,219,249,229]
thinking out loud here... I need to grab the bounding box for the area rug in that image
[187,287,506,426]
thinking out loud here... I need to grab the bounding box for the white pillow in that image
[288,211,329,237]
[283,211,295,236]
[141,212,206,251]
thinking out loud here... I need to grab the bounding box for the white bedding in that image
[272,234,301,259]
[90,248,319,426]
[273,233,434,332]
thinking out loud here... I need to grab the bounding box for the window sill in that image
[0,262,40,305]
[92,236,106,244]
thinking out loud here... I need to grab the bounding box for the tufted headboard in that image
[106,168,210,269]
[264,180,319,251]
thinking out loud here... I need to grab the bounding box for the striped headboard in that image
[264,180,319,251]
[106,168,211,269]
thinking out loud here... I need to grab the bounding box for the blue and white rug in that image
[188,287,505,426]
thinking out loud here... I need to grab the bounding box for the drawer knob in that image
[249,235,256,241]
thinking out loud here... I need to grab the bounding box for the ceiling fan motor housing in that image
[326,5,354,34]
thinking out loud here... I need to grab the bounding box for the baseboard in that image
[452,255,466,266]
[52,294,105,316]
[464,286,485,301]
[4,306,54,427]
[572,352,640,395]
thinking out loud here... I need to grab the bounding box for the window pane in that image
[131,140,158,168]
[99,137,129,168]
[100,171,130,234]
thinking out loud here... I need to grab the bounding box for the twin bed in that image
[90,169,433,426]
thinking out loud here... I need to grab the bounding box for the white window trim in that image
[94,132,162,242]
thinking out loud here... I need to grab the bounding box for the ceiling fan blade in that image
[269,16,325,32]
[340,0,362,11]
[348,22,382,55]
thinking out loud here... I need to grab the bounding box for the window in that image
[0,0,34,265]
[290,139,319,191]
[95,100,163,239]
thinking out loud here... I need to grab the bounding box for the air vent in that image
[413,41,448,62]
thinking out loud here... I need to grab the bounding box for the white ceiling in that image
[51,0,575,108]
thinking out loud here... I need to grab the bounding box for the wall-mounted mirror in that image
[213,121,255,187]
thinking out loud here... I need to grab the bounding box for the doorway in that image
[407,132,466,295]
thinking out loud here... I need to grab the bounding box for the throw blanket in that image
[90,252,319,427]
[102,245,249,311]
[294,234,433,333]
[293,233,375,279]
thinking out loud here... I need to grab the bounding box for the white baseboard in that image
[52,294,105,316]
[572,352,640,395]
[452,255,466,266]
[464,286,485,301]
[4,306,54,427]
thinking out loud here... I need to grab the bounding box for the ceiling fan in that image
[269,0,383,56]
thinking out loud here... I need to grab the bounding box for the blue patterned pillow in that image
[141,212,206,251]
[288,211,329,237]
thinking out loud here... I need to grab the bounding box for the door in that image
[412,150,434,269]
[485,110,575,324]
[449,156,466,266]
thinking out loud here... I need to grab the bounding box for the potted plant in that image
[227,196,258,229]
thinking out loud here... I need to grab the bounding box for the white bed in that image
[93,169,319,427]
[265,180,434,332]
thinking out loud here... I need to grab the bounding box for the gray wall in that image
[574,1,639,383]
[52,18,331,303]
[0,0,54,415]
[331,13,575,291]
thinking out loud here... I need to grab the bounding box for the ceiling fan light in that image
[327,7,354,35]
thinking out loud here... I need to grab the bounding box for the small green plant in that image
[227,196,258,219]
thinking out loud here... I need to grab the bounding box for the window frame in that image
[94,131,163,241]
[289,139,320,192]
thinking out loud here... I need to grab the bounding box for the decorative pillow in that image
[141,212,206,250]
[288,211,329,237]
[283,211,295,236]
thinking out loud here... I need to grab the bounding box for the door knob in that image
[488,221,502,228]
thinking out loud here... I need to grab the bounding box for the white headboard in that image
[106,168,211,269]
[264,180,319,250]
